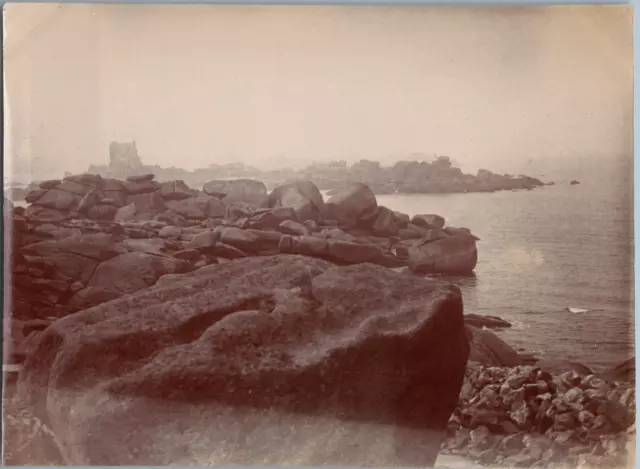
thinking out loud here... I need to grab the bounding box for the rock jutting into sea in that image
[6,141,548,200]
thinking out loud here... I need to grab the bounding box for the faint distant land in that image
[83,143,547,194]
[5,143,548,201]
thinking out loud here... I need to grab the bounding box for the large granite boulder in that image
[10,234,128,321]
[267,180,325,222]
[26,175,100,212]
[408,234,478,275]
[325,183,378,229]
[18,255,469,466]
[31,189,80,212]
[370,206,401,237]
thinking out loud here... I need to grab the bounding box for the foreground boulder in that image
[18,255,469,466]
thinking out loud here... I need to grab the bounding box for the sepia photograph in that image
[1,3,635,468]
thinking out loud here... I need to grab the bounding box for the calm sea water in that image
[373,168,634,372]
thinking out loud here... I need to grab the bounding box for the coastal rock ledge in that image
[15,255,469,466]
[7,175,480,324]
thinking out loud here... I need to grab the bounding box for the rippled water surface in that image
[374,167,634,372]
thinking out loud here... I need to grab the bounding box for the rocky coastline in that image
[6,142,549,200]
[2,171,633,467]
[6,173,481,329]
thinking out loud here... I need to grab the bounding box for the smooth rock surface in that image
[18,255,469,466]
[412,214,446,230]
[408,236,478,275]
[267,180,325,222]
[325,183,378,229]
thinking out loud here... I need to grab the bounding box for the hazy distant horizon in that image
[3,4,633,181]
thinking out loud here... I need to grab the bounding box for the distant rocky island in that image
[4,142,549,202]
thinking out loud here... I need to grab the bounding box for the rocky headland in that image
[7,142,547,200]
[2,170,633,467]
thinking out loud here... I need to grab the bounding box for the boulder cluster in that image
[6,174,479,331]
[82,143,548,195]
[441,364,636,468]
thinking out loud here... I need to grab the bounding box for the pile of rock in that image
[5,174,481,367]
[18,175,480,275]
[441,364,635,468]
[21,173,209,224]
[9,175,480,301]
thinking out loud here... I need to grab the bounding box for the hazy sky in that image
[3,4,633,179]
